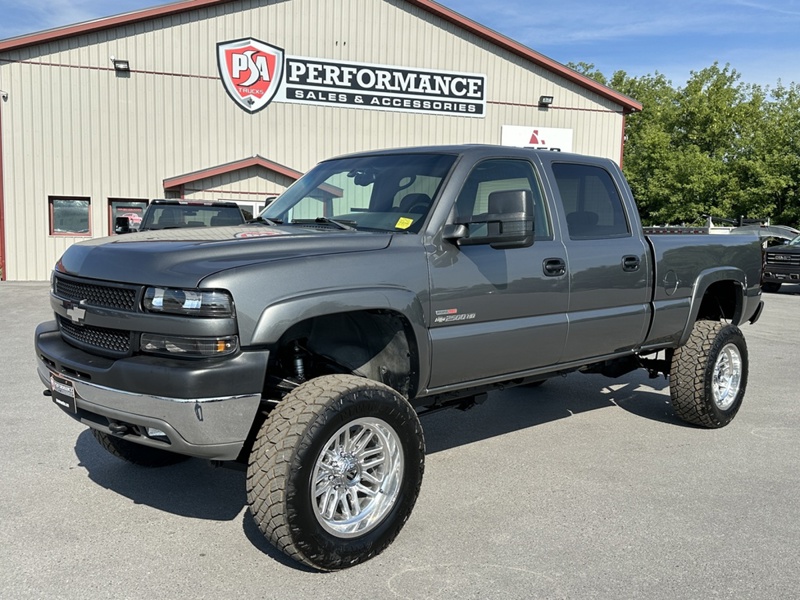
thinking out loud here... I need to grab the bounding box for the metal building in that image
[0,0,641,281]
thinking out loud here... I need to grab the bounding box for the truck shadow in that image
[74,430,246,521]
[422,371,684,454]
[769,283,800,295]
[71,369,683,569]
[73,430,313,570]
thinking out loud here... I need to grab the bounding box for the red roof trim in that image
[404,0,641,112]
[0,0,641,112]
[163,155,303,190]
[0,0,237,52]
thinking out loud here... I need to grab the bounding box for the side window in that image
[49,196,91,236]
[551,163,630,239]
[455,159,551,239]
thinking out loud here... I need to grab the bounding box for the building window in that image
[109,198,148,233]
[49,196,91,236]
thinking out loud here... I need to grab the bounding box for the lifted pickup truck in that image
[36,145,764,570]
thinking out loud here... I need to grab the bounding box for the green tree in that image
[572,62,800,227]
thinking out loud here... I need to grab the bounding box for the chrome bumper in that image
[38,359,261,461]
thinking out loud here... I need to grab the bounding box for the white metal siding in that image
[0,0,627,280]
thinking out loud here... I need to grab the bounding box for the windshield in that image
[261,153,458,233]
[790,235,800,246]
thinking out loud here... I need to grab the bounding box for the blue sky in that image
[1,0,799,88]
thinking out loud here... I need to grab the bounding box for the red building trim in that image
[0,0,641,113]
[163,155,304,192]
[405,0,641,113]
[0,0,238,53]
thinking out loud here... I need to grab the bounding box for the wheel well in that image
[696,280,741,322]
[270,310,419,399]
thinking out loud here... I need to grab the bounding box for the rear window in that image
[140,205,243,230]
[551,163,630,239]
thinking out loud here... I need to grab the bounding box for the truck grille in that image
[54,275,138,311]
[58,316,132,357]
[765,253,800,267]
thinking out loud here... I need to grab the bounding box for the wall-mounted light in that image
[538,95,554,107]
[110,56,130,72]
[0,90,8,101]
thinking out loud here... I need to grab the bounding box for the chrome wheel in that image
[712,342,743,411]
[312,417,404,538]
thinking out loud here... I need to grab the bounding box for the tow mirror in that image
[114,216,132,234]
[445,189,534,249]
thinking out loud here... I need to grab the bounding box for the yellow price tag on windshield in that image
[395,217,414,230]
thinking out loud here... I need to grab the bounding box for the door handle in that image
[622,255,640,272]
[543,257,567,277]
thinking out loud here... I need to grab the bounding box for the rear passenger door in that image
[547,161,651,363]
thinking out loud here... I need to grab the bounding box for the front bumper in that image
[36,321,269,461]
[762,266,800,284]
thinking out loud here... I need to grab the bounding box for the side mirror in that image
[446,189,534,249]
[114,216,132,234]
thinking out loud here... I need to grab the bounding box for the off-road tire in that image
[91,429,190,467]
[247,374,425,571]
[669,320,748,428]
[761,282,781,293]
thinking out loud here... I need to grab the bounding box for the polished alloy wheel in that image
[312,417,404,537]
[712,342,743,410]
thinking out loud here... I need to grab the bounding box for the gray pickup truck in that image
[35,145,764,570]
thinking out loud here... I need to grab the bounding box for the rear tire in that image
[669,320,748,428]
[91,429,190,467]
[247,374,425,571]
[761,282,781,293]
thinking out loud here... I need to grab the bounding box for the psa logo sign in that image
[217,38,284,113]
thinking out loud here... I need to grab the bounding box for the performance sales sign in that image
[217,38,486,117]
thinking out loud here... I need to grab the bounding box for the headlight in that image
[140,333,239,358]
[143,287,233,317]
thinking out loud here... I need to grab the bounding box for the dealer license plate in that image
[50,374,77,413]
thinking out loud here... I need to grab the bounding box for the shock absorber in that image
[292,341,306,382]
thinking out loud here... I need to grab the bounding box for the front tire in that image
[247,374,425,571]
[91,430,190,467]
[669,320,748,428]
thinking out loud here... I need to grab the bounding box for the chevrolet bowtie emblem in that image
[64,301,87,324]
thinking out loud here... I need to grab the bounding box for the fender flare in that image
[250,286,431,392]
[678,267,747,346]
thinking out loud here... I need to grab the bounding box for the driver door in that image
[427,158,569,389]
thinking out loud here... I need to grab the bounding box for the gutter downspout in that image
[0,95,6,281]
[619,112,627,168]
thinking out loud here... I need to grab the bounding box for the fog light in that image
[146,427,169,442]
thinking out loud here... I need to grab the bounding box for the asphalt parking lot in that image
[1,281,798,599]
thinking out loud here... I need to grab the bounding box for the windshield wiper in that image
[247,216,283,226]
[292,217,357,231]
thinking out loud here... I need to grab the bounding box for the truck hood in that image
[766,245,800,256]
[55,225,393,287]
